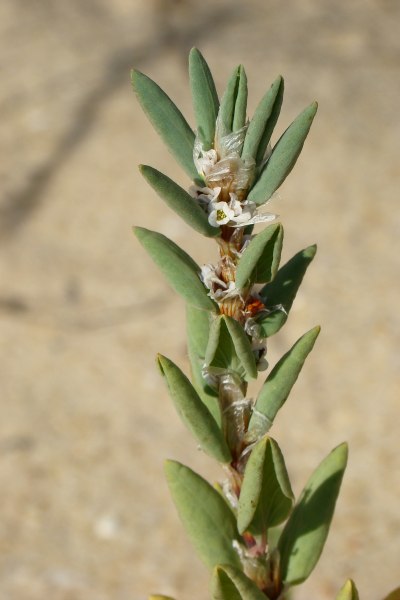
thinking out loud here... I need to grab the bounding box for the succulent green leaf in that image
[131,69,198,181]
[258,244,317,336]
[236,223,283,289]
[189,48,219,150]
[186,305,220,423]
[237,436,294,534]
[382,587,400,600]
[158,355,230,463]
[248,101,318,205]
[249,326,320,436]
[278,443,348,585]
[260,244,317,311]
[149,596,176,600]
[256,308,287,339]
[218,66,241,136]
[232,66,248,132]
[224,316,257,380]
[165,461,241,569]
[336,580,360,600]
[134,227,217,312]
[205,316,257,381]
[140,165,218,237]
[242,75,284,164]
[212,565,267,600]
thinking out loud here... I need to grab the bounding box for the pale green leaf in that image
[237,436,294,534]
[218,66,240,136]
[279,443,348,585]
[158,355,230,463]
[248,102,318,205]
[140,165,218,237]
[236,223,283,290]
[189,48,219,149]
[134,227,216,312]
[165,461,241,569]
[186,305,220,423]
[336,580,360,600]
[131,70,198,181]
[149,596,176,600]
[249,326,320,436]
[242,75,284,164]
[232,66,248,132]
[212,565,267,600]
[205,316,257,381]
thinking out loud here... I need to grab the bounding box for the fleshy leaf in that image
[131,70,198,181]
[186,305,220,423]
[260,244,317,310]
[236,223,283,290]
[165,461,241,569]
[242,75,284,164]
[237,436,294,534]
[218,66,241,137]
[258,244,317,337]
[205,315,257,381]
[336,580,360,600]
[134,227,216,312]
[249,326,320,436]
[189,48,219,150]
[158,355,230,463]
[140,165,218,237]
[278,443,348,585]
[212,565,267,600]
[248,101,318,205]
[232,66,248,132]
[149,596,176,600]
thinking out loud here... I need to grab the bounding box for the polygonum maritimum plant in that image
[130,48,365,600]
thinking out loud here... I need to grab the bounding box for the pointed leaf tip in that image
[157,354,231,463]
[336,579,360,600]
[279,442,348,585]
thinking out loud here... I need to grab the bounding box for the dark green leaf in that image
[212,566,267,600]
[256,308,287,339]
[189,48,219,150]
[249,326,320,437]
[242,75,284,164]
[236,224,283,290]
[158,355,230,463]
[278,443,348,585]
[336,580,360,600]
[131,69,198,181]
[238,436,294,534]
[248,102,318,205]
[165,461,241,569]
[134,227,216,312]
[140,165,218,237]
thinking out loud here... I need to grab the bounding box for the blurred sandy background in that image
[0,0,399,599]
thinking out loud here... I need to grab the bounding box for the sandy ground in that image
[0,1,399,599]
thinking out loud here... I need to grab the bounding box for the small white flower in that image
[208,201,235,227]
[193,138,218,177]
[200,264,227,291]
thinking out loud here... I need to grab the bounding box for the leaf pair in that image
[205,315,257,382]
[166,445,348,589]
